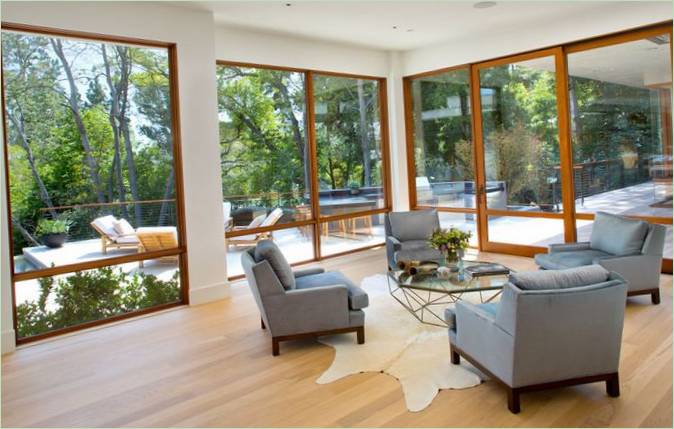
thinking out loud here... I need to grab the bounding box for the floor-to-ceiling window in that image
[567,28,672,259]
[404,22,672,268]
[2,24,188,343]
[217,63,391,278]
[404,67,478,246]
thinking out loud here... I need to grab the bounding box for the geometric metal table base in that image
[387,273,504,328]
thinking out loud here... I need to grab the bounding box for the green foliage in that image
[428,227,472,254]
[16,268,180,338]
[35,217,72,235]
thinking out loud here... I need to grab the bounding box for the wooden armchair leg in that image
[356,326,365,344]
[606,373,620,397]
[651,289,661,305]
[272,338,280,356]
[507,387,521,414]
[261,318,266,330]
[450,343,460,365]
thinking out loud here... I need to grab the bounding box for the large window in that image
[2,26,186,342]
[568,33,672,219]
[217,63,390,278]
[408,69,474,209]
[403,23,672,268]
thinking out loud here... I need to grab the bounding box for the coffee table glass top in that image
[387,260,511,294]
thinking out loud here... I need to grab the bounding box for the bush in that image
[16,267,180,338]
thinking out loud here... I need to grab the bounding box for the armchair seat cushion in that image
[295,271,369,310]
[395,248,444,265]
[444,303,497,330]
[534,249,613,270]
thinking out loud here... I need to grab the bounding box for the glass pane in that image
[480,56,562,212]
[226,227,314,278]
[438,211,478,247]
[320,213,385,257]
[488,216,564,246]
[217,65,311,227]
[313,75,385,216]
[15,258,181,339]
[2,31,178,273]
[410,69,475,208]
[568,34,672,218]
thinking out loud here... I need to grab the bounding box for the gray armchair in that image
[241,240,368,356]
[535,211,665,304]
[446,265,627,413]
[385,209,443,270]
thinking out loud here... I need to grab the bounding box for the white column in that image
[386,51,410,212]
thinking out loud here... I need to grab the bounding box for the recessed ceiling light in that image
[285,2,292,6]
[392,25,398,30]
[406,29,414,32]
[474,1,497,9]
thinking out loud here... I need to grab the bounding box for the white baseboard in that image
[189,280,230,305]
[1,329,16,354]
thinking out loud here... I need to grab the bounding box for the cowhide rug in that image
[317,274,485,412]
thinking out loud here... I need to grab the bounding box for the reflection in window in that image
[320,213,385,257]
[217,65,310,227]
[568,34,672,218]
[313,75,385,217]
[409,69,475,208]
[2,31,179,273]
[479,56,561,212]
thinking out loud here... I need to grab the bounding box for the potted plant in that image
[348,181,361,195]
[36,216,72,248]
[428,227,472,268]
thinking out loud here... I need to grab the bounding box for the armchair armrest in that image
[386,236,402,270]
[387,236,402,249]
[455,301,515,386]
[263,285,350,337]
[548,242,592,253]
[293,267,325,278]
[598,254,662,291]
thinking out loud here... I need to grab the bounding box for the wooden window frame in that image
[1,22,190,344]
[402,21,673,271]
[216,60,392,279]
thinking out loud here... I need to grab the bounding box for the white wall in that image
[1,1,229,353]
[402,2,673,76]
[215,26,389,76]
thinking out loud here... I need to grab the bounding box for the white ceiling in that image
[173,1,640,51]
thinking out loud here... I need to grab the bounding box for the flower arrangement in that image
[428,227,472,265]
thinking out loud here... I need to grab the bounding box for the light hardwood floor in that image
[2,247,672,427]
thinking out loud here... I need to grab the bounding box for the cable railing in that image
[37,199,177,242]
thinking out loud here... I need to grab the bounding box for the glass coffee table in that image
[387,260,512,327]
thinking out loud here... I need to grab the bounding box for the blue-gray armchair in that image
[535,211,665,304]
[446,266,627,413]
[385,209,443,270]
[241,240,368,356]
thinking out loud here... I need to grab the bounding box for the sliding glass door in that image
[404,23,672,267]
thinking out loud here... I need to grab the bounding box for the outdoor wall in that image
[402,1,673,76]
[0,1,229,353]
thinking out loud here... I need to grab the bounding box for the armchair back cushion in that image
[254,239,296,290]
[509,265,610,290]
[590,211,648,256]
[387,209,440,242]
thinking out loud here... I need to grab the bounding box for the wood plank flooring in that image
[2,247,672,427]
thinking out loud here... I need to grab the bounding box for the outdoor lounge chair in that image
[227,207,284,249]
[223,201,233,231]
[91,215,140,254]
[136,226,179,267]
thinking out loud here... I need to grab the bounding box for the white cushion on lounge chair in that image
[92,215,119,239]
[223,202,231,220]
[249,214,266,228]
[116,235,140,244]
[113,218,135,236]
[261,208,283,227]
